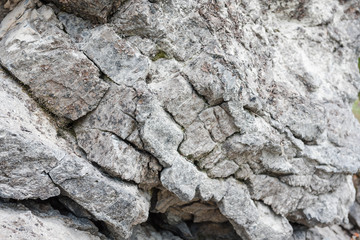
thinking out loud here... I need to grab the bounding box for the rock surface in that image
[0,202,101,240]
[0,0,360,239]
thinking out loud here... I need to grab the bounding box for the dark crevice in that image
[147,192,242,240]
[180,72,211,107]
[147,212,186,239]
[90,126,156,158]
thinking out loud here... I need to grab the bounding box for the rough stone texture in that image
[291,225,350,240]
[49,155,150,239]
[75,128,161,188]
[0,202,101,240]
[44,0,123,23]
[0,2,109,121]
[0,0,21,22]
[0,0,360,239]
[0,68,61,200]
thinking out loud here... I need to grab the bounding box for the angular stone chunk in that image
[78,83,137,140]
[292,225,350,240]
[82,26,149,86]
[183,55,225,105]
[149,75,205,127]
[198,145,225,170]
[180,202,228,223]
[207,160,239,178]
[199,106,238,142]
[49,155,150,239]
[0,69,63,200]
[44,0,124,23]
[0,5,109,121]
[111,0,165,38]
[218,179,293,240]
[0,0,38,38]
[75,128,160,188]
[179,121,216,159]
[155,189,227,224]
[0,130,61,200]
[0,203,101,240]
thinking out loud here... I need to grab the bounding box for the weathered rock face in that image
[44,0,124,23]
[0,3,109,121]
[1,0,360,239]
[0,201,101,240]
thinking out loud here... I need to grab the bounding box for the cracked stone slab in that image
[218,179,293,240]
[75,128,161,188]
[179,120,216,159]
[148,74,205,127]
[0,4,109,121]
[63,25,150,86]
[49,154,150,239]
[0,202,101,240]
[77,82,138,140]
[199,106,238,142]
[44,0,124,23]
[0,68,65,200]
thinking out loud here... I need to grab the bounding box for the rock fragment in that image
[44,0,123,23]
[0,4,108,121]
[49,155,150,239]
[0,69,62,200]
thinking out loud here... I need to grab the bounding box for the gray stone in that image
[1,0,360,239]
[77,83,137,140]
[291,225,350,240]
[199,106,238,142]
[182,54,226,105]
[207,160,239,178]
[0,68,63,200]
[111,0,166,38]
[349,202,360,228]
[149,74,205,127]
[81,26,150,86]
[218,178,293,240]
[75,128,160,188]
[49,155,150,239]
[0,5,109,121]
[0,202,101,240]
[179,121,216,159]
[44,0,123,23]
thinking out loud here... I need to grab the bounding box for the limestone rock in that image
[49,155,150,239]
[0,4,109,121]
[349,201,360,229]
[81,26,150,86]
[292,225,350,240]
[0,202,101,240]
[75,128,160,188]
[0,0,360,239]
[199,106,238,142]
[148,74,205,127]
[44,0,123,23]
[0,68,62,200]
[76,83,138,140]
[179,120,216,159]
